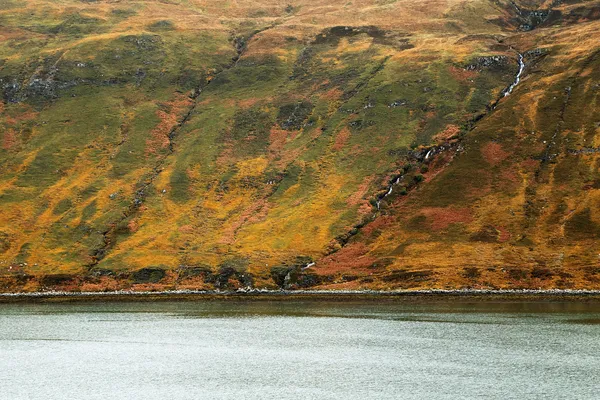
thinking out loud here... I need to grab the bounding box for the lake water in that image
[0,299,599,399]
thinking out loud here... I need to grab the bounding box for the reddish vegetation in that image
[448,66,477,81]
[361,215,395,236]
[521,158,540,172]
[127,219,139,233]
[220,199,269,244]
[178,225,195,234]
[3,0,600,293]
[346,175,374,206]
[348,144,364,156]
[10,107,38,123]
[237,97,263,109]
[424,110,436,120]
[146,110,178,154]
[216,144,234,167]
[423,149,458,183]
[80,277,122,292]
[196,98,213,106]
[500,168,520,188]
[145,97,192,155]
[321,88,343,101]
[4,116,17,125]
[433,124,461,142]
[317,243,376,275]
[333,127,351,151]
[498,226,512,242]
[421,207,473,231]
[2,128,17,150]
[269,126,291,153]
[245,199,269,224]
[481,142,509,166]
[356,202,373,218]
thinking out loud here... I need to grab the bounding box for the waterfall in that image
[504,53,525,96]
[302,262,315,270]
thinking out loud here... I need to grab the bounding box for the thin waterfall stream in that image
[504,53,525,96]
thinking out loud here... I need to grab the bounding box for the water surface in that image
[1,300,599,399]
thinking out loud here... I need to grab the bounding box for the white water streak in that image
[504,53,525,96]
[302,262,315,270]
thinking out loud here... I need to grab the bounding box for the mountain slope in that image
[1,0,599,291]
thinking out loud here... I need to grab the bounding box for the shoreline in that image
[2,289,600,303]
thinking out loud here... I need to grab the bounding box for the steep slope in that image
[319,3,600,290]
[1,0,599,291]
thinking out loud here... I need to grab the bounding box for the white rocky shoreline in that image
[1,288,600,300]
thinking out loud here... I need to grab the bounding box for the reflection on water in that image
[1,300,599,400]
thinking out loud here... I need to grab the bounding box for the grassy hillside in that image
[1,0,599,291]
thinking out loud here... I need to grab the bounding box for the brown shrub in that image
[508,268,527,281]
[462,267,481,280]
[531,267,554,280]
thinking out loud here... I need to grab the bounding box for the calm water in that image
[1,300,599,399]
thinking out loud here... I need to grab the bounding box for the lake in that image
[0,299,599,399]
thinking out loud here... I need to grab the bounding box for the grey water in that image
[1,300,599,399]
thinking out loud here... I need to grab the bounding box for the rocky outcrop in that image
[270,257,320,289]
[210,266,254,289]
[132,268,167,284]
[465,55,509,71]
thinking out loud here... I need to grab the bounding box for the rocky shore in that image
[2,289,600,303]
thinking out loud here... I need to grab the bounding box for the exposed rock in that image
[568,147,600,155]
[519,10,552,31]
[40,274,77,287]
[270,266,295,288]
[271,267,322,289]
[88,268,116,277]
[27,67,59,100]
[524,48,548,60]
[277,101,313,130]
[270,256,319,289]
[465,55,509,71]
[211,264,254,289]
[389,100,407,108]
[1,79,21,103]
[132,267,166,283]
[407,143,452,162]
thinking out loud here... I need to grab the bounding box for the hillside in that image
[1,0,600,291]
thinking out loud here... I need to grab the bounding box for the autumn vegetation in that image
[1,0,600,291]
